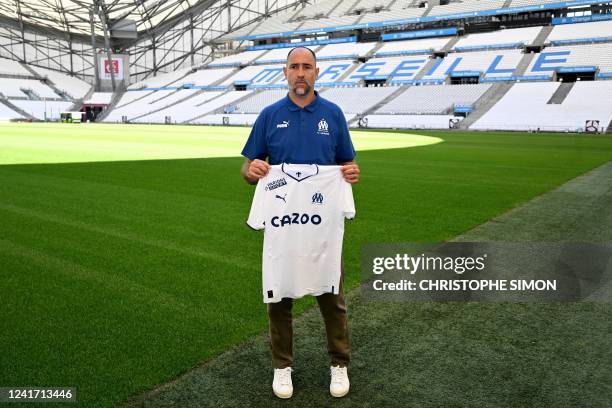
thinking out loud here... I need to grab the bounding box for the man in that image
[240,46,360,399]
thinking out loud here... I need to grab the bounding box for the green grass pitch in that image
[0,123,611,407]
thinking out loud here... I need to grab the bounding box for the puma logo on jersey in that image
[275,194,287,203]
[276,120,290,128]
[271,213,322,227]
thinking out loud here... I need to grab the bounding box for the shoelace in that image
[330,366,347,384]
[277,368,292,385]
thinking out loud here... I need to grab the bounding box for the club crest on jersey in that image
[265,177,287,191]
[317,118,329,135]
[312,192,324,205]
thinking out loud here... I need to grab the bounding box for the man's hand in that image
[242,159,270,184]
[340,161,360,184]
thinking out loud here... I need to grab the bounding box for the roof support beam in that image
[89,7,101,91]
[97,0,117,91]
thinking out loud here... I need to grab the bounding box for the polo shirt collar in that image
[285,90,320,112]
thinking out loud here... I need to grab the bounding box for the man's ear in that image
[283,66,287,79]
[315,67,320,79]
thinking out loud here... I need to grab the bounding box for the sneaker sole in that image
[273,390,293,399]
[330,388,349,398]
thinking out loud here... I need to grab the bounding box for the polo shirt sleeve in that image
[335,108,356,163]
[241,110,269,161]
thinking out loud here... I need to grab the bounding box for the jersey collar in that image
[281,163,319,182]
[285,90,320,112]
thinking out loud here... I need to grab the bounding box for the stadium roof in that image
[0,0,206,37]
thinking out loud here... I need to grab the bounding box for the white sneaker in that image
[272,367,293,399]
[330,365,350,397]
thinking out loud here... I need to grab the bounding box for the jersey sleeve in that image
[342,180,356,220]
[241,111,269,160]
[247,179,267,230]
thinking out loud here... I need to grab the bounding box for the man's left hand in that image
[340,162,360,184]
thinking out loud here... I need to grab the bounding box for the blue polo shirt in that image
[241,91,356,165]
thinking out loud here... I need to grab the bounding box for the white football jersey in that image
[247,164,355,303]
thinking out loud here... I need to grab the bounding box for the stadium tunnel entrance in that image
[82,104,106,122]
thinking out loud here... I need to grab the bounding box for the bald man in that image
[241,47,359,398]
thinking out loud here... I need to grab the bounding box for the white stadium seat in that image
[453,26,542,51]
[547,21,612,44]
[376,83,491,114]
[319,86,400,114]
[471,81,612,132]
[29,66,92,99]
[10,100,73,120]
[0,102,23,120]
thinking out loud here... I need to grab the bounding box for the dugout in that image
[364,74,389,87]
[449,71,482,85]
[554,66,597,82]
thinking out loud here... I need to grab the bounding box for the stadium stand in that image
[117,90,255,124]
[83,93,113,105]
[10,100,72,120]
[428,0,506,16]
[315,42,378,60]
[29,66,92,100]
[353,7,425,23]
[524,43,612,77]
[0,57,31,76]
[547,20,612,44]
[2,0,608,132]
[106,89,195,122]
[350,0,389,10]
[178,67,237,86]
[375,38,453,57]
[297,15,361,30]
[114,90,156,109]
[509,0,569,7]
[207,50,267,67]
[319,86,400,114]
[421,50,525,79]
[0,102,22,120]
[128,67,192,90]
[222,64,284,86]
[345,56,431,82]
[254,47,317,65]
[453,26,543,51]
[261,59,359,86]
[181,90,254,123]
[106,91,222,123]
[470,81,612,131]
[234,89,287,113]
[247,19,302,37]
[0,78,58,99]
[375,83,492,114]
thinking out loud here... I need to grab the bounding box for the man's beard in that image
[293,83,311,96]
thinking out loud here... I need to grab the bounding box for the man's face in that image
[284,48,319,97]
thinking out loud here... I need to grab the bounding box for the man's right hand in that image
[242,159,270,184]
